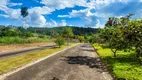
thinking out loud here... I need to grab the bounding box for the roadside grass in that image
[92,44,142,80]
[0,37,53,45]
[0,43,78,75]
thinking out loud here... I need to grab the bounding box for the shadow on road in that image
[63,56,108,72]
[81,48,95,52]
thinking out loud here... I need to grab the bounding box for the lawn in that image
[0,43,78,75]
[92,44,142,80]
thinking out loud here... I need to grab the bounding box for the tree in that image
[55,37,66,48]
[21,7,29,28]
[100,27,128,57]
[62,27,74,45]
[123,19,142,57]
[78,36,85,43]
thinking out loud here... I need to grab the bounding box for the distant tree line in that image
[27,26,98,37]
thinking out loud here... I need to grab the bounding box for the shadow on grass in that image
[103,56,141,67]
[102,56,141,80]
[63,56,108,72]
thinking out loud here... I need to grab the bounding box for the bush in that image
[55,37,65,48]
[38,34,47,38]
[77,36,85,42]
[0,37,25,44]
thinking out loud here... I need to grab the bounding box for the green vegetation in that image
[0,43,78,75]
[0,26,53,44]
[0,37,52,45]
[90,14,142,79]
[0,25,97,45]
[92,44,142,80]
[62,27,74,45]
[77,36,85,42]
[91,14,142,57]
[55,37,66,48]
[27,27,97,37]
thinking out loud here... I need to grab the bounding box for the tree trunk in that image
[136,46,142,57]
[67,36,70,46]
[111,49,117,57]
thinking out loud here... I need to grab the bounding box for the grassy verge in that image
[0,43,78,75]
[0,37,53,45]
[92,44,142,80]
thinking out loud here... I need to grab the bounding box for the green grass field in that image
[92,44,142,80]
[0,43,78,75]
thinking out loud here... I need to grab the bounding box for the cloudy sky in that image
[0,0,142,27]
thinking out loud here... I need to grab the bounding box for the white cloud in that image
[0,0,9,11]
[28,11,46,26]
[60,20,67,26]
[58,8,100,27]
[0,14,9,18]
[58,0,142,27]
[40,0,87,10]
[29,6,55,15]
[0,0,142,27]
[6,9,21,19]
[0,0,22,19]
[8,2,23,7]
[27,11,66,27]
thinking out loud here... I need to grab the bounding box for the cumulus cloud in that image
[0,0,9,11]
[58,0,142,27]
[60,20,67,26]
[8,2,23,7]
[28,11,46,26]
[58,8,100,27]
[40,0,87,10]
[0,0,142,27]
[29,6,55,15]
[0,0,22,19]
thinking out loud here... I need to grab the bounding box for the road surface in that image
[3,43,113,80]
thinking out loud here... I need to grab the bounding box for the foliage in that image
[77,36,85,42]
[98,14,142,57]
[123,19,142,57]
[21,7,29,18]
[55,37,66,48]
[62,27,74,38]
[62,27,74,45]
[27,27,98,37]
[0,37,52,44]
[38,34,47,38]
[90,34,104,44]
[21,7,29,28]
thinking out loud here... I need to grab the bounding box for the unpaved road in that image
[3,43,113,80]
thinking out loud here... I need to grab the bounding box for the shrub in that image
[77,36,85,42]
[55,37,65,48]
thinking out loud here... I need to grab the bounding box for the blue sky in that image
[0,0,142,28]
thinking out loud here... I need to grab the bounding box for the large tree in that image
[123,19,142,57]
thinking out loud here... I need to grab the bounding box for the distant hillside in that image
[27,26,98,37]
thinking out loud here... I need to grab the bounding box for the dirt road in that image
[3,43,113,80]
